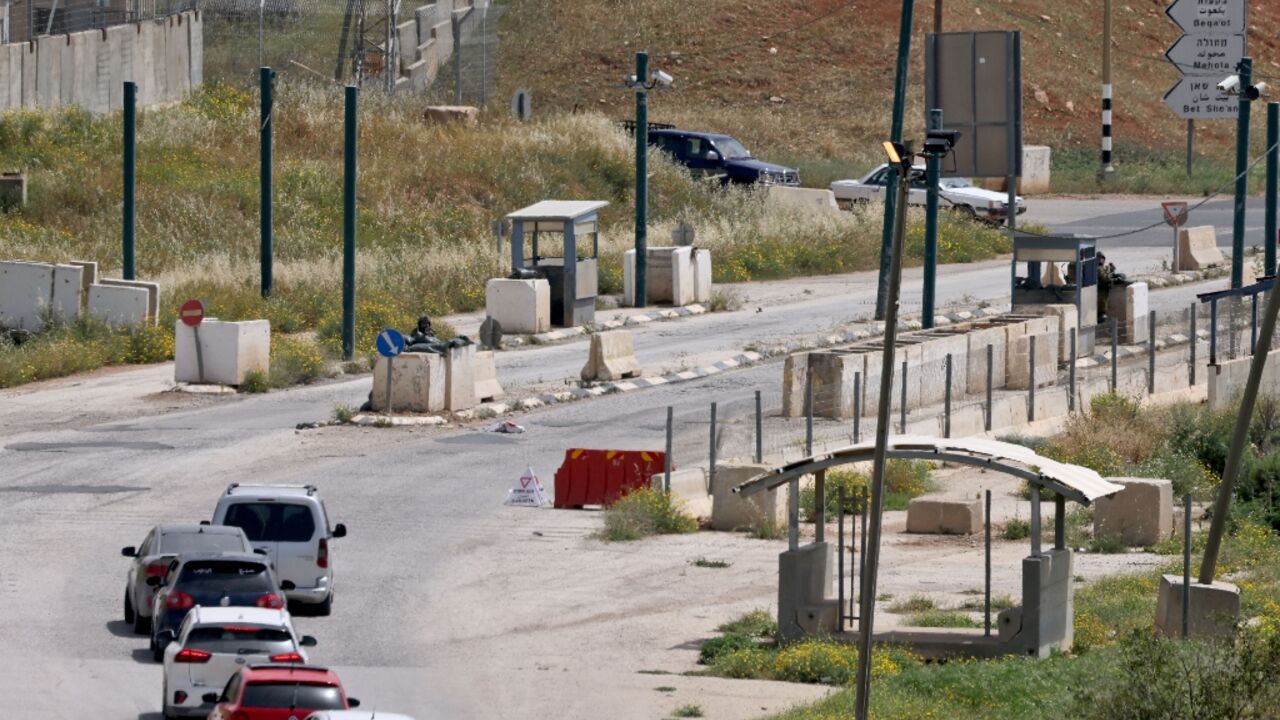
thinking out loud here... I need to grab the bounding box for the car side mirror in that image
[199,520,211,526]
[253,548,268,556]
[201,692,220,704]
[333,524,347,539]
[347,698,361,708]
[280,580,296,591]
[121,546,137,557]
[707,151,720,161]
[300,635,317,647]
[146,576,163,587]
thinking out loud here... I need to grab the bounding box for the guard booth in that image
[1011,232,1098,354]
[506,201,606,328]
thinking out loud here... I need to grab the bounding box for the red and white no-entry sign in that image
[180,299,205,327]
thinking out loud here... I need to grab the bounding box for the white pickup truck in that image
[831,163,1025,222]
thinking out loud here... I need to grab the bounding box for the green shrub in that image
[799,468,868,521]
[239,369,269,393]
[887,595,936,614]
[699,632,755,665]
[773,639,860,684]
[717,609,777,639]
[905,609,980,629]
[747,514,786,540]
[1003,518,1031,541]
[332,403,355,424]
[672,705,704,718]
[601,487,697,541]
[710,647,774,679]
[269,334,328,387]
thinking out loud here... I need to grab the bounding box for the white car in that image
[212,484,347,615]
[305,713,416,720]
[830,163,1026,221]
[161,606,316,719]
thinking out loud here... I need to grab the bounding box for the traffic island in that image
[1155,575,1241,639]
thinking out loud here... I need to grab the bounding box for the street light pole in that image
[874,0,915,320]
[634,51,649,309]
[923,109,942,328]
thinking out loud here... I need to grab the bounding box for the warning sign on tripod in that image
[505,467,551,507]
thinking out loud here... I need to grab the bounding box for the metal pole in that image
[122,81,136,280]
[854,372,862,443]
[1252,294,1259,355]
[1211,300,1219,365]
[1028,335,1036,422]
[389,0,398,95]
[858,488,868,621]
[1054,495,1065,550]
[1149,310,1156,394]
[259,67,274,298]
[855,150,911,720]
[258,0,264,68]
[943,353,952,438]
[193,325,205,383]
[815,470,826,544]
[664,406,673,493]
[1005,36,1018,231]
[984,489,992,636]
[874,0,916,321]
[923,109,942,328]
[452,13,461,102]
[1187,119,1195,177]
[709,401,717,486]
[788,479,799,551]
[1182,492,1192,639]
[1232,57,1253,290]
[805,375,814,455]
[1190,303,1198,386]
[1030,485,1042,557]
[1101,0,1114,176]
[1267,102,1279,278]
[839,486,846,629]
[1069,328,1077,411]
[933,0,941,32]
[342,85,358,361]
[900,359,908,433]
[1110,317,1118,391]
[985,343,993,432]
[754,391,762,463]
[1200,235,1280,583]
[634,51,650,308]
[384,356,394,417]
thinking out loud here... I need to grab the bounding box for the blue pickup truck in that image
[625,123,801,186]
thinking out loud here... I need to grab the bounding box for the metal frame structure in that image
[1010,232,1098,354]
[506,200,607,328]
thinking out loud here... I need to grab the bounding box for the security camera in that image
[624,74,638,85]
[653,70,674,87]
[1218,74,1241,94]
[1247,82,1268,100]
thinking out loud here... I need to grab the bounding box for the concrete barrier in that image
[443,343,477,411]
[767,186,840,212]
[50,264,84,322]
[1006,331,1058,390]
[624,246,697,307]
[652,468,712,518]
[1177,226,1225,271]
[1209,347,1280,409]
[1155,575,1240,639]
[980,145,1051,194]
[581,330,641,382]
[88,284,151,327]
[474,349,503,402]
[1011,303,1077,359]
[423,105,479,125]
[68,260,97,307]
[0,260,54,330]
[693,248,712,304]
[1093,477,1173,546]
[711,462,787,531]
[1107,282,1148,344]
[98,278,159,322]
[485,277,550,334]
[174,319,270,385]
[905,498,983,535]
[371,352,445,413]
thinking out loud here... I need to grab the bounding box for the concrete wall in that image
[392,0,474,94]
[0,10,201,113]
[1208,347,1280,410]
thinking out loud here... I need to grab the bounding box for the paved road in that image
[1028,196,1271,250]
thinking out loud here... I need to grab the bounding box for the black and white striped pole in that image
[1101,0,1115,177]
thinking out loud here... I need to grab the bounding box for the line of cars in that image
[121,484,409,720]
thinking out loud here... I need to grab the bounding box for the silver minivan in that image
[211,484,346,615]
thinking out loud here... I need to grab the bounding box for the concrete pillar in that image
[777,542,838,642]
[1155,575,1240,639]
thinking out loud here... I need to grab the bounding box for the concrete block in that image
[905,498,983,535]
[485,278,550,334]
[808,350,864,419]
[0,172,26,209]
[167,13,191,98]
[1,45,21,111]
[50,264,84,321]
[174,319,270,385]
[397,19,419,69]
[1209,347,1280,410]
[59,30,74,107]
[581,330,641,382]
[88,284,150,327]
[423,105,478,125]
[711,462,787,531]
[778,542,836,642]
[1015,549,1073,657]
[1012,303,1077,359]
[997,606,1023,643]
[36,35,60,108]
[371,351,445,413]
[1154,575,1240,639]
[187,10,203,89]
[1177,226,1224,271]
[622,249,636,307]
[767,186,840,212]
[965,322,1010,394]
[73,29,100,111]
[781,352,810,418]
[21,41,36,109]
[980,146,1051,194]
[652,468,711,518]
[98,278,159,321]
[443,343,477,412]
[0,260,54,330]
[693,248,712,304]
[68,260,97,305]
[1125,283,1149,344]
[641,246,694,306]
[1007,331,1058,390]
[430,19,453,59]
[473,349,503,402]
[1094,477,1173,546]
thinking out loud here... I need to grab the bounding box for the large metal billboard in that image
[924,31,1023,179]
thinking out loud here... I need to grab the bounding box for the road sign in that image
[511,89,531,122]
[375,328,405,358]
[505,466,551,507]
[180,299,205,327]
[1165,33,1245,77]
[1165,0,1246,36]
[1162,201,1190,227]
[671,222,695,246]
[1164,77,1236,119]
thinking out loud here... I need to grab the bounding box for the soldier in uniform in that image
[1097,252,1116,322]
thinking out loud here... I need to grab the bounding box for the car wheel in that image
[124,591,134,625]
[315,592,333,617]
[954,204,978,219]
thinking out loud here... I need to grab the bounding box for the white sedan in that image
[831,163,1025,222]
[161,606,316,719]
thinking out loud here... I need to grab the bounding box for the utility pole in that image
[1267,101,1278,278]
[933,0,941,33]
[1232,57,1253,289]
[922,109,942,328]
[855,140,912,720]
[634,51,650,308]
[1101,0,1114,177]
[260,67,275,298]
[342,85,358,361]
[874,0,915,320]
[122,81,136,281]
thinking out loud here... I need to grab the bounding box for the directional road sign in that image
[1165,33,1245,77]
[376,328,406,358]
[1164,77,1236,119]
[1165,0,1246,36]
[180,299,205,327]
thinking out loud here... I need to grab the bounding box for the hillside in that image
[497,0,1280,185]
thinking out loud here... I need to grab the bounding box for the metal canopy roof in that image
[734,435,1125,506]
[506,200,609,222]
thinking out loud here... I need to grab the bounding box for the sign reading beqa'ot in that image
[505,467,551,507]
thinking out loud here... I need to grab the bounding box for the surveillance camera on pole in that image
[625,55,674,308]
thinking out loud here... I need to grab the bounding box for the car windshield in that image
[714,138,751,159]
[158,532,245,555]
[186,626,295,655]
[223,502,317,542]
[242,682,344,710]
[177,560,273,593]
[940,177,973,189]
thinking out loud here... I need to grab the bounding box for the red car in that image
[203,664,359,720]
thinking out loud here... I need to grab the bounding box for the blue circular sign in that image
[375,328,406,358]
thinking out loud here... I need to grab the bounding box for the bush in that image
[699,632,756,665]
[711,647,774,679]
[887,595,936,614]
[717,609,777,639]
[799,469,868,522]
[600,487,697,541]
[800,462,935,521]
[773,639,860,684]
[0,315,175,388]
[906,609,980,629]
[239,369,269,393]
[1003,518,1031,541]
[269,334,328,388]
